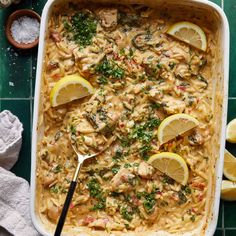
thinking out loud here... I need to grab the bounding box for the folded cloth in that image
[0,167,39,236]
[0,110,23,170]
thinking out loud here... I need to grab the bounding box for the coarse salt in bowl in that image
[11,16,40,44]
[0,110,23,170]
[5,9,41,49]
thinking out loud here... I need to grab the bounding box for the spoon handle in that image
[54,180,77,236]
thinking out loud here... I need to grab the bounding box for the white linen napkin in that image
[0,167,39,236]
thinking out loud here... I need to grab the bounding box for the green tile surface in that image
[0,0,235,235]
[224,0,236,97]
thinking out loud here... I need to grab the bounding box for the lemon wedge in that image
[167,21,207,51]
[226,119,236,143]
[224,150,236,182]
[221,180,236,201]
[157,113,199,145]
[50,74,95,107]
[148,152,189,185]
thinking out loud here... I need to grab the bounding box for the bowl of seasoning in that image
[5,9,40,49]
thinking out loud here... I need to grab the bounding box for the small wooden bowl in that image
[5,9,41,49]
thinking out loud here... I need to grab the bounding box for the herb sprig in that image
[63,12,97,47]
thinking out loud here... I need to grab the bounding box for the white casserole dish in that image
[31,0,229,235]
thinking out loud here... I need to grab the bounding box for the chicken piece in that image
[190,55,202,75]
[73,195,90,206]
[84,96,123,133]
[73,47,105,72]
[46,61,59,72]
[43,173,57,187]
[137,162,154,179]
[96,8,118,30]
[174,63,191,79]
[162,96,186,114]
[47,204,61,222]
[111,168,135,192]
[188,132,204,146]
[89,218,109,229]
[169,44,190,62]
[74,117,95,134]
[106,197,119,215]
[82,215,95,225]
[50,30,61,42]
[148,87,164,101]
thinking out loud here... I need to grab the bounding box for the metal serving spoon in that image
[54,135,115,236]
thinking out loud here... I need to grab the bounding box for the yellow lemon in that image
[167,21,207,51]
[157,113,199,145]
[226,119,236,143]
[50,74,94,107]
[221,180,236,201]
[224,150,236,182]
[148,152,189,185]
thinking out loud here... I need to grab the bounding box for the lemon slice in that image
[221,180,236,201]
[224,150,236,181]
[157,113,199,145]
[50,74,95,107]
[167,21,207,51]
[148,152,189,185]
[226,119,236,143]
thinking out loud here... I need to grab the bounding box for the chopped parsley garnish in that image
[136,190,157,214]
[52,164,62,173]
[97,108,107,121]
[50,185,59,194]
[120,206,134,221]
[169,62,176,70]
[63,12,97,47]
[112,148,124,161]
[131,117,160,143]
[139,145,152,160]
[87,179,103,198]
[95,58,125,80]
[190,215,196,222]
[150,102,161,110]
[91,200,105,211]
[97,76,108,85]
[87,179,106,211]
[178,190,188,205]
[181,185,192,195]
[142,191,156,213]
[120,137,131,147]
[124,163,132,168]
[111,165,121,174]
[156,63,162,69]
[70,124,77,135]
[50,185,66,194]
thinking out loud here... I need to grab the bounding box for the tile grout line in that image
[221,0,224,9]
[222,200,225,231]
[30,57,33,136]
[0,97,33,101]
[228,97,236,100]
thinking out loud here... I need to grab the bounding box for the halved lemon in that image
[226,119,236,143]
[224,150,236,182]
[221,180,236,201]
[148,152,189,185]
[157,113,199,145]
[167,21,207,51]
[50,74,95,107]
